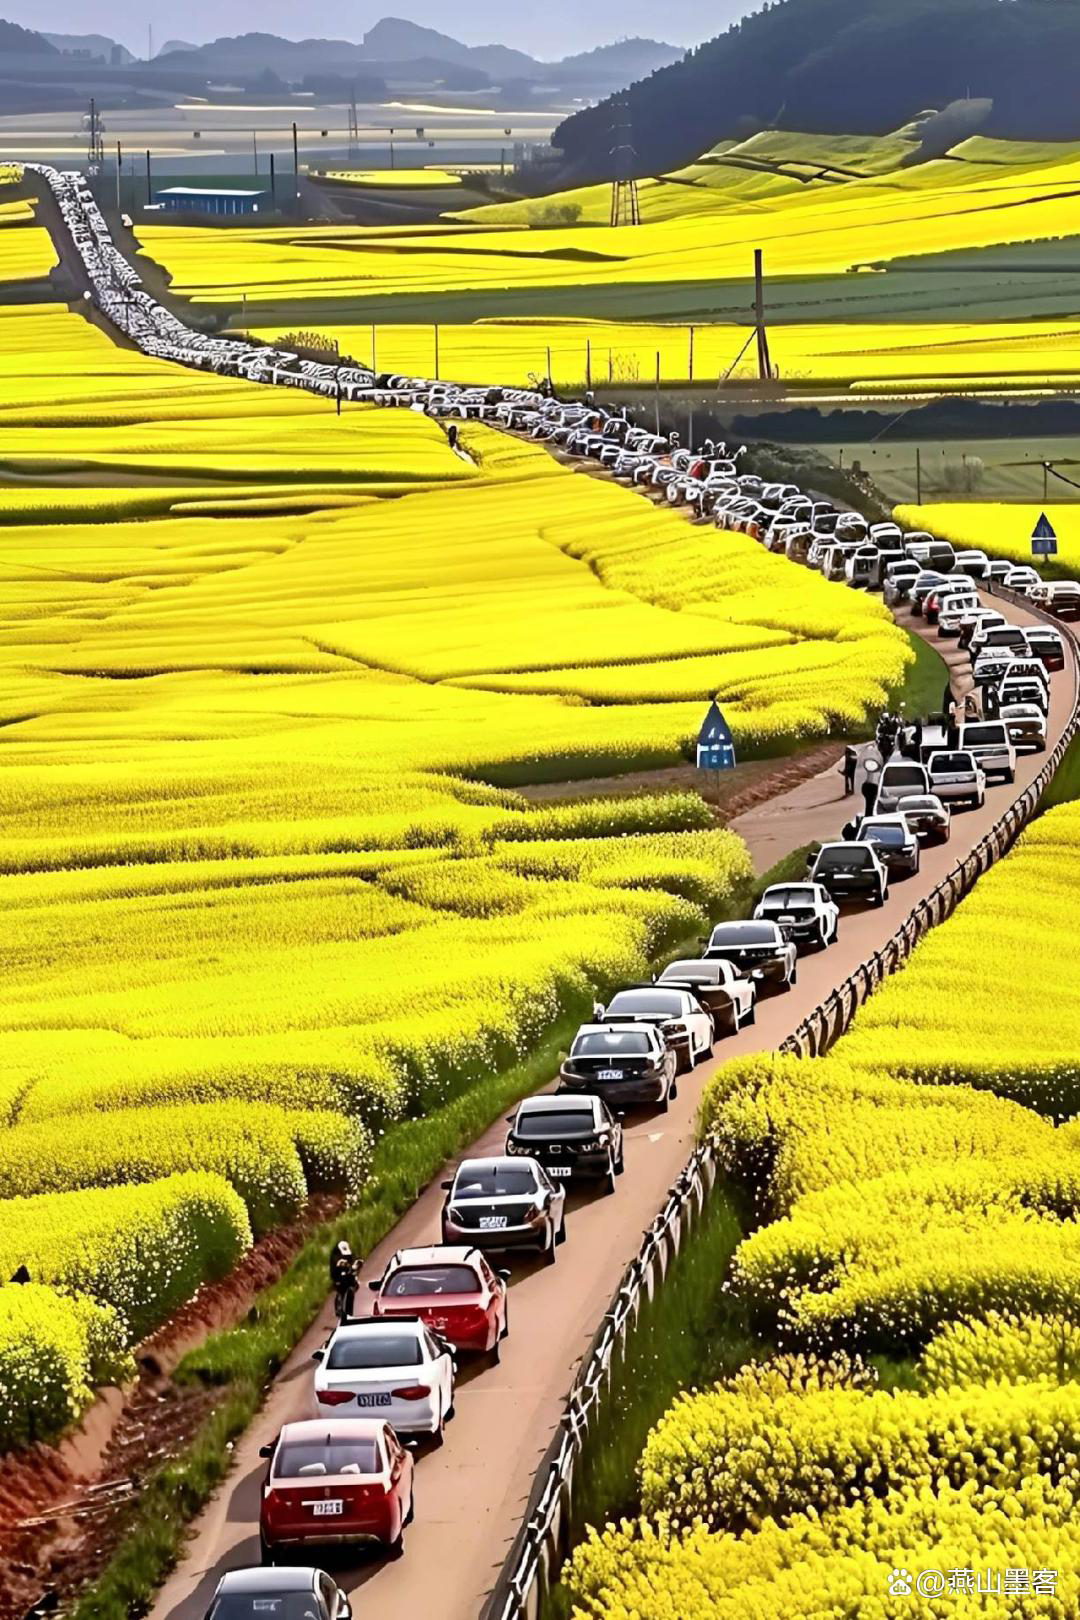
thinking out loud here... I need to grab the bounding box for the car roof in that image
[861,813,907,827]
[388,1246,480,1268]
[331,1316,424,1335]
[574,1021,656,1038]
[517,1094,596,1114]
[817,840,874,853]
[710,919,777,932]
[277,1418,388,1444]
[217,1568,319,1593]
[456,1156,527,1173]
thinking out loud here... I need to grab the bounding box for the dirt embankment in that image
[0,1196,341,1620]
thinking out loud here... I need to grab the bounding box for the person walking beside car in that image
[842,744,858,795]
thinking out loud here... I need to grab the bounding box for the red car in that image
[259,1418,413,1563]
[368,1245,509,1362]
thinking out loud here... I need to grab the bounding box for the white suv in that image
[958,721,1018,785]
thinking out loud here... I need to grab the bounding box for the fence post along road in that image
[22,164,1080,1620]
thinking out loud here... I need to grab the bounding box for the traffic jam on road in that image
[34,161,1070,1620]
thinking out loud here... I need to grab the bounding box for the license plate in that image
[598,1069,623,1079]
[480,1215,508,1229]
[548,1166,572,1178]
[355,1392,391,1407]
[778,915,795,924]
[311,1499,344,1517]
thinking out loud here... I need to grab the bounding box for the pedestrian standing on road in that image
[842,744,858,795]
[941,680,954,717]
[861,777,878,817]
[984,683,1000,719]
[446,422,459,451]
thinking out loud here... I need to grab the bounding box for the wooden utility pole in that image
[754,249,772,381]
[145,149,151,206]
[292,122,300,207]
[115,140,122,210]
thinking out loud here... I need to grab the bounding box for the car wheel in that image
[1005,768,1015,784]
[500,1301,510,1339]
[259,1535,276,1568]
[405,1488,415,1527]
[614,1142,626,1175]
[487,1330,502,1367]
[744,999,756,1026]
[787,964,798,988]
[872,883,885,907]
[814,923,828,951]
[604,1156,617,1196]
[388,1520,406,1561]
[911,853,920,876]
[669,1073,679,1101]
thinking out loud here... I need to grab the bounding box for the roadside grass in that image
[1041,732,1080,812]
[542,1181,755,1620]
[894,625,951,719]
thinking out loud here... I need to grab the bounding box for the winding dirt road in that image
[149,593,1076,1620]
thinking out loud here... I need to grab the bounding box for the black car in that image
[558,1023,677,1111]
[702,920,798,989]
[1025,628,1066,672]
[809,842,890,906]
[855,814,921,877]
[440,1156,566,1257]
[506,1095,623,1193]
[205,1568,352,1620]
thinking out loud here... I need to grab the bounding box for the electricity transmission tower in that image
[609,100,640,227]
[86,97,105,173]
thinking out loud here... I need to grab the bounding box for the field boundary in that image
[484,587,1080,1620]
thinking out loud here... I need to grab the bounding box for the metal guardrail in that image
[484,590,1080,1620]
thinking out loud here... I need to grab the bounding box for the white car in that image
[958,720,1017,784]
[998,675,1049,715]
[937,593,982,635]
[655,957,756,1034]
[598,985,713,1071]
[1004,566,1041,595]
[313,1318,456,1439]
[926,749,987,808]
[999,702,1047,752]
[875,759,931,812]
[753,882,839,950]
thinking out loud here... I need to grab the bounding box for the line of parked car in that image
[46,169,1069,1620]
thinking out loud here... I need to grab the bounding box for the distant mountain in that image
[358,16,535,78]
[42,31,134,62]
[158,39,199,56]
[555,0,1080,176]
[553,37,683,79]
[0,17,57,53]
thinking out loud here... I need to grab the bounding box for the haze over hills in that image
[556,0,1080,175]
[42,31,135,62]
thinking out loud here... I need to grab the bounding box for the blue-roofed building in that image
[156,187,267,216]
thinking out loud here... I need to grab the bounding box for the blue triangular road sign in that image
[1032,513,1057,541]
[697,701,734,748]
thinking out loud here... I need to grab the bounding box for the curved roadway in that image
[23,163,1076,1620]
[149,591,1076,1620]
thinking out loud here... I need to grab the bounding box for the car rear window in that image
[964,725,1008,746]
[931,754,976,772]
[515,1109,595,1138]
[709,923,777,945]
[327,1332,422,1369]
[863,826,906,846]
[275,1437,380,1477]
[383,1266,480,1298]
[573,1030,651,1057]
[454,1167,538,1199]
[815,848,873,870]
[659,961,721,984]
[210,1599,323,1620]
[760,887,815,906]
[881,766,926,787]
[607,989,684,1015]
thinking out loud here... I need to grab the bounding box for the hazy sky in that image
[21,0,747,58]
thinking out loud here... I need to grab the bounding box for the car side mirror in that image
[505,1115,515,1124]
[312,1349,324,1363]
[440,1180,453,1191]
[258,1442,274,1458]
[592,1001,604,1020]
[498,1269,511,1281]
[368,1279,380,1291]
[805,853,816,870]
[339,1601,352,1620]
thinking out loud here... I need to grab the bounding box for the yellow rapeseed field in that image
[0,297,914,1442]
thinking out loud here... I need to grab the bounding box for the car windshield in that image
[816,848,872,870]
[384,1265,480,1297]
[454,1167,538,1199]
[710,924,776,945]
[898,797,938,812]
[931,754,975,773]
[607,990,684,1015]
[573,1030,651,1057]
[275,1438,380,1477]
[327,1332,421,1369]
[209,1599,324,1620]
[515,1109,595,1137]
[964,726,1007,745]
[760,887,815,907]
